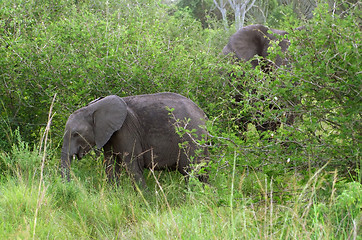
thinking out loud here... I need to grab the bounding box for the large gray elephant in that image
[61,92,209,189]
[223,24,290,70]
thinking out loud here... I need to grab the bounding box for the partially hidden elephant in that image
[61,92,209,189]
[223,24,290,70]
[222,24,296,135]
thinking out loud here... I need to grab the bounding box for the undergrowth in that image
[0,134,361,239]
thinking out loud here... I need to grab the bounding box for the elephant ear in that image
[92,95,128,149]
[228,24,270,61]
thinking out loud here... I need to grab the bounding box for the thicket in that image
[0,0,225,149]
[0,0,361,238]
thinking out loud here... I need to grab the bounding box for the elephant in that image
[222,24,297,136]
[60,92,209,190]
[222,24,290,70]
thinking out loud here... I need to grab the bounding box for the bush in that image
[0,129,41,181]
[283,3,361,178]
[205,2,361,200]
[0,0,225,149]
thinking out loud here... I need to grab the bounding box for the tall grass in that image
[1,138,360,239]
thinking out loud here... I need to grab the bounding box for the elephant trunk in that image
[61,151,71,182]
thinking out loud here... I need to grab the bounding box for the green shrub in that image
[313,181,362,238]
[0,129,41,181]
[283,3,361,178]
[0,0,225,150]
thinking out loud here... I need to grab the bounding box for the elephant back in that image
[122,92,207,139]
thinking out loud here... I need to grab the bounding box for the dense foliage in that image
[0,0,225,148]
[0,0,361,238]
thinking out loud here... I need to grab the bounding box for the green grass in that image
[0,146,361,239]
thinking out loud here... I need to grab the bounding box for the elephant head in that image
[61,95,127,181]
[223,24,289,70]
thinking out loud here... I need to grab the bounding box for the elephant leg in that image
[103,144,118,183]
[121,153,148,191]
[110,125,148,191]
[178,148,209,185]
[178,164,191,184]
[179,164,209,187]
[193,150,210,184]
[197,162,209,184]
[131,168,148,191]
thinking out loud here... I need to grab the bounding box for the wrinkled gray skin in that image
[223,24,289,69]
[61,92,209,189]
